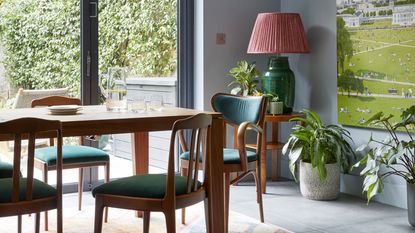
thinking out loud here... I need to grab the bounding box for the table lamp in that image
[247,13,309,113]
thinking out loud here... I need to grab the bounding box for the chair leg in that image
[35,213,40,233]
[78,168,84,211]
[164,210,176,233]
[94,196,105,233]
[204,198,210,233]
[253,171,264,223]
[104,163,110,223]
[180,165,188,225]
[17,215,22,233]
[143,211,150,233]
[57,194,63,233]
[224,172,230,232]
[42,165,49,231]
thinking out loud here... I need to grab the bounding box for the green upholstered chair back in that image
[211,93,267,126]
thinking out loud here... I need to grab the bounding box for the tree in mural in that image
[336,17,353,75]
[338,69,364,97]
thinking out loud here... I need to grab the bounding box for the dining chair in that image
[0,117,63,233]
[31,95,110,230]
[0,88,69,161]
[92,113,212,233]
[180,93,267,228]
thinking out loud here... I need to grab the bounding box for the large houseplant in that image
[228,60,260,96]
[283,109,355,200]
[353,106,415,226]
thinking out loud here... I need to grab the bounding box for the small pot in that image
[407,182,415,227]
[299,161,340,200]
[269,102,283,115]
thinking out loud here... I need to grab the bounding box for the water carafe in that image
[100,67,128,111]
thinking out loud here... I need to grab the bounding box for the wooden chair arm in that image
[237,122,264,172]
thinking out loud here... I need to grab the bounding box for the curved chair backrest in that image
[0,117,62,207]
[165,113,212,200]
[31,96,81,108]
[211,93,267,126]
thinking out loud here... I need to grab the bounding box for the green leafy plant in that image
[265,93,279,102]
[0,0,176,96]
[353,106,415,202]
[282,109,355,181]
[228,60,260,96]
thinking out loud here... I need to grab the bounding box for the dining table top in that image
[0,105,221,138]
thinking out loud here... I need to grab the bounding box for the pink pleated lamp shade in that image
[247,13,309,54]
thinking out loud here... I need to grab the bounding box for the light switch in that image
[216,33,226,45]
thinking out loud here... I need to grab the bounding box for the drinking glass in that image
[128,97,147,113]
[149,95,163,111]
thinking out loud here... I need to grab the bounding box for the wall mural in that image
[336,0,415,130]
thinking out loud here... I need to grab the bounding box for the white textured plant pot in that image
[299,161,340,200]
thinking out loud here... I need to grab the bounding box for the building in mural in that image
[336,0,415,130]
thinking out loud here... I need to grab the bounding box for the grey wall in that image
[195,0,407,209]
[280,0,407,209]
[194,0,281,111]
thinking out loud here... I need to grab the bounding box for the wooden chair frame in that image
[31,95,109,230]
[0,118,63,233]
[180,93,267,228]
[94,113,212,233]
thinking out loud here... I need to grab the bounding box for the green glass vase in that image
[261,56,295,113]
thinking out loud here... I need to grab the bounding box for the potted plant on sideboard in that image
[228,60,260,96]
[267,94,283,115]
[353,106,415,227]
[283,109,355,200]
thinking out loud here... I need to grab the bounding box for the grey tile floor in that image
[230,181,414,233]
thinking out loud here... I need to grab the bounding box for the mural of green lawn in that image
[338,95,415,129]
[337,16,415,129]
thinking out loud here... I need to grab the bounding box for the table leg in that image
[260,122,267,194]
[131,132,149,217]
[208,117,225,233]
[271,122,279,181]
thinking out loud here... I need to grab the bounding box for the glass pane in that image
[98,0,177,179]
[0,0,81,185]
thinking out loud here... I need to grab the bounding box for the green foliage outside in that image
[0,0,176,96]
[0,0,81,94]
[98,0,176,77]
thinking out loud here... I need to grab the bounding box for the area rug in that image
[0,203,291,233]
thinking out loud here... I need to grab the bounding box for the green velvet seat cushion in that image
[179,148,257,164]
[0,161,14,178]
[92,174,200,199]
[35,145,109,166]
[0,178,56,203]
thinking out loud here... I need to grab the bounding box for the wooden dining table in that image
[0,105,226,233]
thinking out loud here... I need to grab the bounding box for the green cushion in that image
[0,178,56,203]
[0,161,14,179]
[92,174,200,198]
[212,94,263,125]
[180,148,257,164]
[35,145,109,166]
